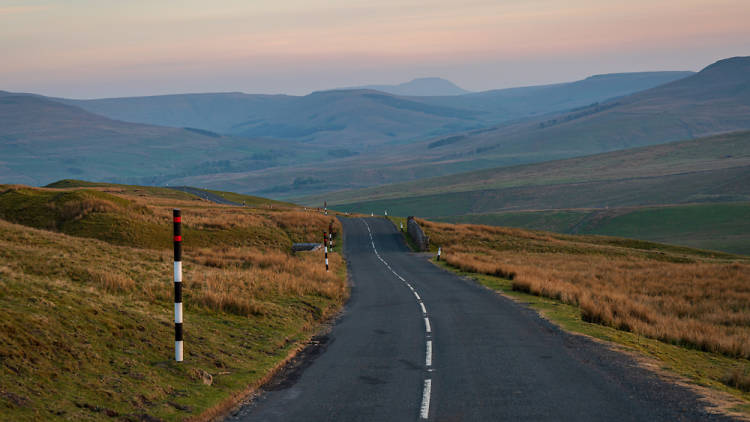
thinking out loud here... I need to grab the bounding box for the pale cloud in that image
[0,5,51,15]
[1,0,748,97]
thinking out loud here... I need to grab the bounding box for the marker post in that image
[173,209,183,362]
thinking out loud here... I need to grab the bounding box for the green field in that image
[439,202,750,255]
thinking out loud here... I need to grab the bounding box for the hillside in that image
[57,89,484,148]
[438,203,750,255]
[54,72,690,149]
[415,71,694,122]
[389,57,750,177]
[0,182,346,420]
[0,92,315,186]
[305,130,750,210]
[348,77,470,96]
[168,59,748,198]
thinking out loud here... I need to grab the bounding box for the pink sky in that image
[1,0,749,98]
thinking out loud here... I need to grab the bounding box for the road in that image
[231,217,733,421]
[167,186,241,205]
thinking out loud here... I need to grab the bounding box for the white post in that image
[173,209,183,362]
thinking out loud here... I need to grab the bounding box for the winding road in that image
[231,217,733,421]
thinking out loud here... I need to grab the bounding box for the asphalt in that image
[167,186,241,205]
[230,217,735,421]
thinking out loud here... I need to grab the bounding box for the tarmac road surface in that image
[231,217,734,421]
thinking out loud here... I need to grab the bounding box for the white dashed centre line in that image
[363,219,433,420]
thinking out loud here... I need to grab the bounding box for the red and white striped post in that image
[323,231,329,271]
[173,209,183,362]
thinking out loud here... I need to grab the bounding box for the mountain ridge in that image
[345,77,470,96]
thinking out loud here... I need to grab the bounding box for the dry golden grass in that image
[188,247,346,317]
[0,184,349,420]
[0,184,347,323]
[421,218,750,359]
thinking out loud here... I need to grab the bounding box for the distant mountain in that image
[347,77,470,96]
[0,92,308,186]
[57,90,483,150]
[53,71,691,153]
[415,71,695,122]
[176,58,744,199]
[284,58,748,197]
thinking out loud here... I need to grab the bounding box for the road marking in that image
[362,219,433,421]
[420,379,432,419]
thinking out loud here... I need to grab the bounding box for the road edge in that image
[428,257,750,421]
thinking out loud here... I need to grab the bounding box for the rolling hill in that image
[0,92,316,186]
[438,203,750,255]
[346,77,471,96]
[234,57,746,198]
[315,130,750,212]
[54,72,690,150]
[163,58,747,198]
[56,89,484,149]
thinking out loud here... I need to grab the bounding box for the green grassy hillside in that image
[319,130,750,213]
[58,72,689,146]
[175,57,749,198]
[0,93,318,187]
[439,202,750,255]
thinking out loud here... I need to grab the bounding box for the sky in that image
[1,0,749,98]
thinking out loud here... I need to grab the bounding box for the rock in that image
[189,368,213,386]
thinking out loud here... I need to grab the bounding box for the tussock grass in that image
[723,367,750,392]
[0,184,346,420]
[420,218,750,359]
[423,217,750,405]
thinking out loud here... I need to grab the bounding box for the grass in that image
[308,130,750,208]
[414,217,750,408]
[439,202,750,255]
[0,184,346,421]
[436,263,750,411]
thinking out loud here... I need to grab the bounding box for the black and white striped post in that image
[323,232,329,271]
[436,247,441,261]
[324,201,327,216]
[173,209,184,362]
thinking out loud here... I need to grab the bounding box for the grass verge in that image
[430,247,750,417]
[0,184,347,421]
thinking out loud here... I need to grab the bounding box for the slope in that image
[317,130,750,212]
[347,77,470,96]
[439,203,750,255]
[54,72,691,149]
[0,182,346,420]
[396,57,750,173]
[0,92,313,186]
[268,58,750,199]
[57,89,484,148]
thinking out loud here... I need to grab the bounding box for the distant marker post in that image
[324,232,329,271]
[173,209,183,362]
[437,247,441,261]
